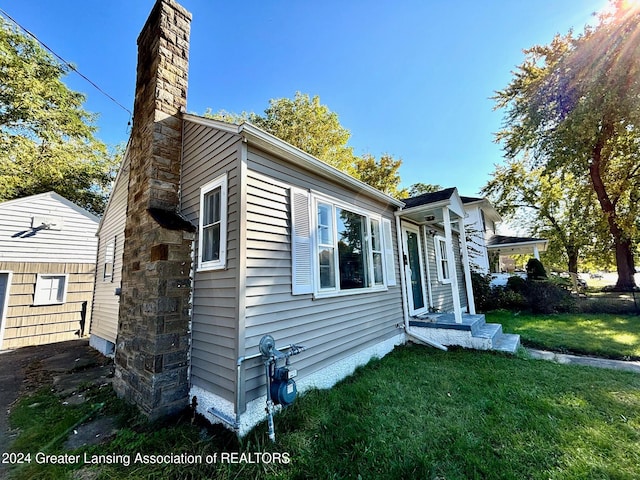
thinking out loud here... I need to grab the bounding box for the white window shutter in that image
[382,218,397,286]
[290,187,313,294]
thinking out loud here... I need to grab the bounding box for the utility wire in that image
[0,7,133,118]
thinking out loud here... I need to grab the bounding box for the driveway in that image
[0,339,111,465]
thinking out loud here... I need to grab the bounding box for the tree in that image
[352,153,406,198]
[0,17,117,215]
[483,155,599,274]
[250,92,357,175]
[206,92,409,196]
[492,1,640,290]
[405,182,443,198]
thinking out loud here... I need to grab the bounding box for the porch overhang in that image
[395,187,465,225]
[486,236,549,258]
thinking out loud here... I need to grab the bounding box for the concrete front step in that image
[409,314,520,354]
[491,333,521,353]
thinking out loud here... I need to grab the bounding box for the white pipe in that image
[405,327,448,351]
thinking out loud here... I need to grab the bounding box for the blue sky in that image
[3,0,606,195]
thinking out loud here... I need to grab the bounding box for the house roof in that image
[403,187,457,209]
[487,235,547,247]
[0,191,100,223]
[183,114,406,208]
[460,195,502,223]
[398,187,465,223]
[486,235,548,255]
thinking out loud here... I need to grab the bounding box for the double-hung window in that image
[198,174,227,271]
[314,199,389,295]
[290,188,396,296]
[103,238,115,281]
[434,235,451,283]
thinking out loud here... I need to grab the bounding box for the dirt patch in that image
[0,339,114,462]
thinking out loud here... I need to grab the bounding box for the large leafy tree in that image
[205,92,407,198]
[483,155,601,274]
[0,16,117,215]
[492,1,640,290]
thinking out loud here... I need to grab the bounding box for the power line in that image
[0,7,133,118]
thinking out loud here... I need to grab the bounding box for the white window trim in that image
[197,174,228,271]
[311,194,389,299]
[103,238,115,282]
[33,273,68,306]
[434,235,452,284]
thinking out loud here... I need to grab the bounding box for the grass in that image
[7,345,640,480]
[488,311,640,360]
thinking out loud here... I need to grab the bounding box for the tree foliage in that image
[0,16,118,215]
[205,92,407,198]
[405,182,443,198]
[491,1,640,289]
[483,155,601,274]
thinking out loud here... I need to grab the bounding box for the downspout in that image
[395,214,447,351]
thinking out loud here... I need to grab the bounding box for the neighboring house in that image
[462,196,548,273]
[0,192,98,350]
[91,0,520,435]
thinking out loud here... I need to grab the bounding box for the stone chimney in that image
[114,0,194,420]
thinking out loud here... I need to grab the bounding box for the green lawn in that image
[8,345,640,480]
[488,311,640,360]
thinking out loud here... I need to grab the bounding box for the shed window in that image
[198,174,227,271]
[33,274,68,305]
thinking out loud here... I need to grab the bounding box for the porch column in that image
[533,245,540,260]
[458,218,476,315]
[443,207,462,323]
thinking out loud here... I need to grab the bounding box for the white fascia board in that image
[487,239,549,250]
[182,114,405,209]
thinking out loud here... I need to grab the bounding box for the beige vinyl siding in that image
[242,148,403,404]
[91,154,130,344]
[0,262,94,349]
[0,192,98,264]
[181,120,243,403]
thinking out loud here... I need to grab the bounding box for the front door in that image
[403,224,427,316]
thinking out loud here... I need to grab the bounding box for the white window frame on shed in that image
[197,173,227,271]
[290,187,396,297]
[434,235,451,284]
[33,273,68,306]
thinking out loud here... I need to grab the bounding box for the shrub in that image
[524,279,575,314]
[526,258,547,280]
[471,272,494,312]
[506,275,527,294]
[471,270,574,314]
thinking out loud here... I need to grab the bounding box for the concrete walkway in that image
[527,348,640,373]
